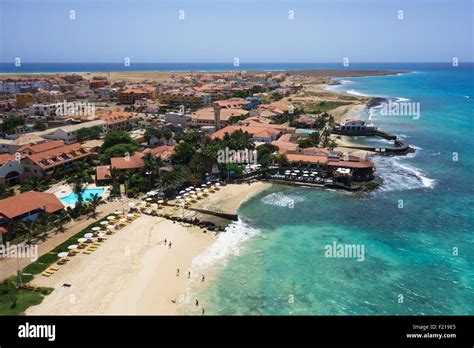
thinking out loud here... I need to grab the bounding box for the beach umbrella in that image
[179,190,186,194]
[78,238,87,243]
[294,170,300,173]
[98,232,106,238]
[204,189,209,193]
[197,192,204,197]
[58,252,69,258]
[185,188,191,192]
[310,174,315,176]
[114,210,122,215]
[84,233,93,238]
[158,200,164,204]
[92,226,101,231]
[119,218,127,222]
[207,181,211,185]
[183,193,189,197]
[192,194,198,199]
[68,245,78,250]
[146,191,157,196]
[107,215,116,220]
[127,213,135,218]
[128,202,135,207]
[303,171,309,174]
[145,198,152,202]
[291,173,297,176]
[195,188,201,191]
[201,184,206,187]
[215,183,221,186]
[185,198,191,202]
[107,225,115,229]
[151,203,158,207]
[176,195,182,200]
[303,174,309,177]
[100,221,108,226]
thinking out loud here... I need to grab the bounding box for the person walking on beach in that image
[201,274,205,282]
[195,299,199,306]
[164,238,167,245]
[176,268,180,276]
[169,241,172,249]
[188,271,191,279]
[202,308,205,315]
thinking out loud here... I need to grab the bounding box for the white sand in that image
[26,182,272,315]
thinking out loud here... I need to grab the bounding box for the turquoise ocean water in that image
[187,63,474,315]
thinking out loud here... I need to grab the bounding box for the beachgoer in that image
[176,268,180,276]
[164,238,167,245]
[195,299,199,306]
[201,274,205,282]
[169,242,172,249]
[202,308,205,315]
[188,271,191,279]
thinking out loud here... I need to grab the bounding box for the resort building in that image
[95,165,112,186]
[211,125,281,143]
[164,112,192,128]
[334,120,377,133]
[31,120,106,144]
[0,191,64,226]
[118,87,156,104]
[0,134,47,154]
[191,107,249,127]
[21,142,92,180]
[97,111,138,132]
[0,153,23,185]
[110,152,145,170]
[142,145,175,164]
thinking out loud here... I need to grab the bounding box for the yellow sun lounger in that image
[41,272,51,277]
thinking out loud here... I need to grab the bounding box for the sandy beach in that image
[26,182,271,315]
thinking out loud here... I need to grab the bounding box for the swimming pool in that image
[59,187,105,206]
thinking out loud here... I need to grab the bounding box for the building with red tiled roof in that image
[0,191,64,226]
[211,125,281,143]
[191,107,249,127]
[111,152,144,170]
[21,143,92,180]
[18,140,65,155]
[96,165,111,185]
[97,111,138,132]
[143,145,175,164]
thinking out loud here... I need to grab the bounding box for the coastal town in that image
[0,69,407,315]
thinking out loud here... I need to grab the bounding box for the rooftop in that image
[0,191,64,220]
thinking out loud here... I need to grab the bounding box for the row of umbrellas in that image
[59,211,135,258]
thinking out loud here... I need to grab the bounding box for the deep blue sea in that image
[183,63,474,315]
[4,62,473,315]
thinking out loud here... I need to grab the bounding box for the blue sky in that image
[0,0,472,63]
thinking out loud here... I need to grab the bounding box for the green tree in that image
[171,142,196,165]
[76,126,102,142]
[0,184,14,199]
[1,116,25,134]
[100,131,136,153]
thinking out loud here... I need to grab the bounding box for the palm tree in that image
[143,153,163,189]
[88,194,103,218]
[72,178,85,208]
[52,211,70,232]
[12,221,38,244]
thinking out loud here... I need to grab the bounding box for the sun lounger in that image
[83,250,92,254]
[41,272,51,277]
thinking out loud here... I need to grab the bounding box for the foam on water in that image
[190,219,261,273]
[260,192,305,207]
[373,155,437,192]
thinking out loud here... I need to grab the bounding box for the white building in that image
[32,120,107,144]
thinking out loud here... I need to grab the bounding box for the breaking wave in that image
[260,192,305,208]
